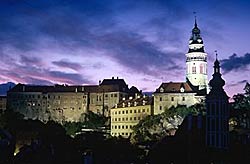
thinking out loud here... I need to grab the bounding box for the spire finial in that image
[215,50,218,60]
[193,11,197,27]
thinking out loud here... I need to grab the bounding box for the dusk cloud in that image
[0,0,250,97]
[52,60,83,71]
[221,53,250,73]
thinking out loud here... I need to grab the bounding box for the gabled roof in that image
[114,96,153,108]
[154,82,195,93]
[100,78,127,87]
[98,78,130,93]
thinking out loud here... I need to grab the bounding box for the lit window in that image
[192,66,196,74]
[200,64,203,74]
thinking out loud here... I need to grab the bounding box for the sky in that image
[0,0,250,99]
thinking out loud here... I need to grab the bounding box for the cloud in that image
[221,53,250,73]
[52,60,83,71]
[24,77,54,85]
[228,80,248,87]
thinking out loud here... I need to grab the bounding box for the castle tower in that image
[186,17,208,92]
[206,53,229,149]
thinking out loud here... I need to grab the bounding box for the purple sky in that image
[0,0,250,99]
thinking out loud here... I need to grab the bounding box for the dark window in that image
[159,97,162,101]
[171,97,174,101]
[182,97,185,101]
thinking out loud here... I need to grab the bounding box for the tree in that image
[131,104,204,144]
[231,82,250,129]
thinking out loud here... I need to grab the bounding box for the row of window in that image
[111,125,134,129]
[112,108,149,115]
[10,94,87,99]
[159,97,185,101]
[111,132,132,136]
[96,93,118,101]
[112,116,144,122]
[186,56,207,62]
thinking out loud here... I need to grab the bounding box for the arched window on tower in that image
[200,64,203,74]
[192,66,196,74]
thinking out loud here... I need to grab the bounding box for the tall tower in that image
[186,17,208,91]
[206,54,229,149]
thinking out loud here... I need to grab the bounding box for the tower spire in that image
[193,11,197,28]
[215,50,218,60]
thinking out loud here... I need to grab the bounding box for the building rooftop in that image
[154,82,195,93]
[8,83,99,93]
[113,96,153,108]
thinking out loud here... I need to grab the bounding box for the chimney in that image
[99,80,101,85]
[134,101,137,106]
[22,85,25,92]
[117,76,118,79]
[112,77,114,79]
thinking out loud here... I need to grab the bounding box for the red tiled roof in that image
[155,82,195,93]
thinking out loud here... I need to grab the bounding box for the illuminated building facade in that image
[110,95,153,138]
[186,17,208,92]
[7,77,140,123]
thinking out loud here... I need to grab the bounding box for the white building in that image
[154,18,208,115]
[186,17,208,92]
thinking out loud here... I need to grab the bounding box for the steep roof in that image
[114,96,153,108]
[154,82,195,93]
[98,78,130,93]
